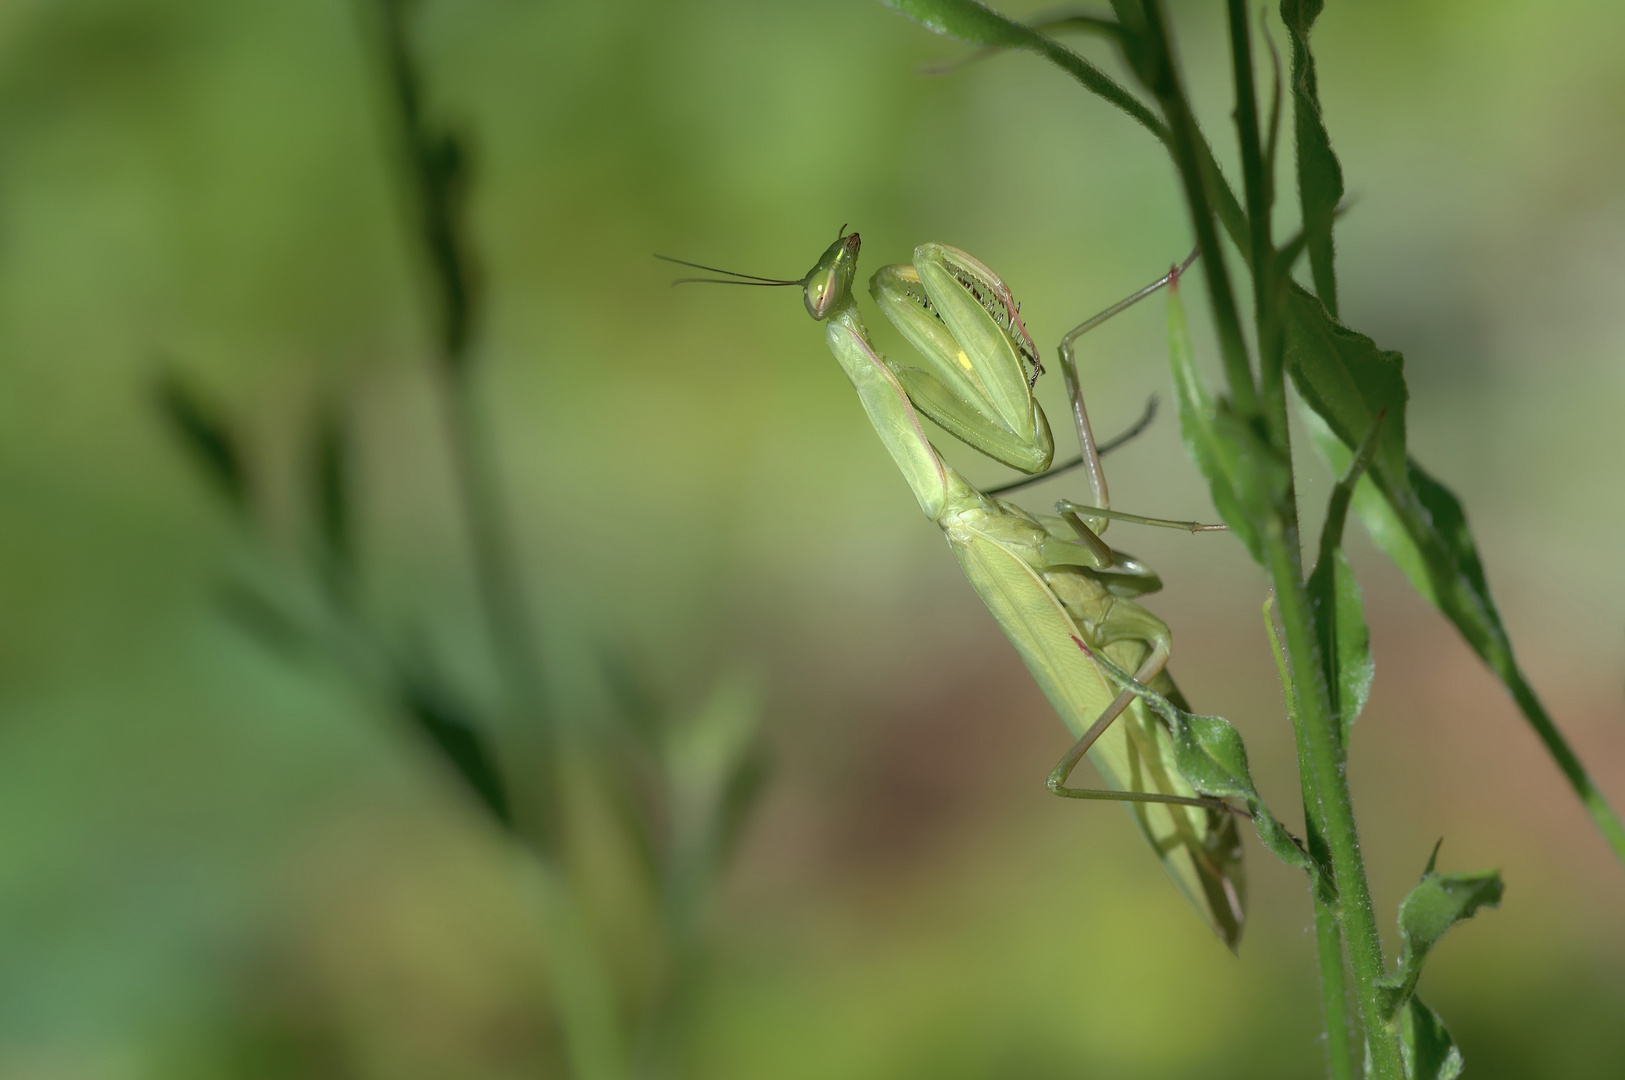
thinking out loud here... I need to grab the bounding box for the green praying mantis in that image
[661,230,1248,947]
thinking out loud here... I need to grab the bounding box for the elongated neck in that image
[823,301,962,520]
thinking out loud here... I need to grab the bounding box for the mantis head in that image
[656,225,862,321]
[799,228,861,320]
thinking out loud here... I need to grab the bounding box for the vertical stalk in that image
[1264,546,1401,1079]
[1313,897,1354,1080]
[1136,4,1258,421]
[1265,601,1353,1080]
[1230,9,1347,1075]
[1136,3,1401,1074]
[369,0,557,840]
[365,3,620,1075]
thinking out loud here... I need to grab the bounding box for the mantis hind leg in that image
[1045,639,1237,814]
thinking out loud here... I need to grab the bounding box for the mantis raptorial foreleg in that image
[661,231,1246,947]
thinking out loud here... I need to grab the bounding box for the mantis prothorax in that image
[660,230,1246,947]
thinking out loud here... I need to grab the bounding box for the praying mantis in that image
[661,230,1248,947]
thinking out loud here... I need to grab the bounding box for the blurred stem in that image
[529,858,629,1080]
[369,0,556,840]
[1135,3,1400,1075]
[365,2,619,1077]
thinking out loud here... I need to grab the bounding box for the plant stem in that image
[1264,599,1354,1080]
[1135,3,1401,1073]
[364,5,621,1077]
[1313,895,1354,1080]
[1264,543,1401,1079]
[369,0,557,839]
[435,363,560,839]
[1136,2,1258,421]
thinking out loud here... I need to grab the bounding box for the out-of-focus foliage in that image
[1,1,1623,1078]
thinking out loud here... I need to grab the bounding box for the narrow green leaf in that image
[883,0,1034,48]
[1375,843,1503,1018]
[217,578,312,659]
[310,398,354,593]
[1310,551,1371,746]
[400,677,511,827]
[1278,0,1344,316]
[669,668,767,856]
[1283,286,1408,483]
[1290,297,1625,864]
[1166,281,1268,562]
[880,0,1166,140]
[1307,415,1381,746]
[154,371,249,513]
[663,668,770,926]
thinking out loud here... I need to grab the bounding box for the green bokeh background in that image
[3,0,1624,1076]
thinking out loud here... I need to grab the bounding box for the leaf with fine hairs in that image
[1375,842,1503,1019]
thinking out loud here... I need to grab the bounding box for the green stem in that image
[1135,3,1399,1072]
[365,4,619,1077]
[1135,1,1258,421]
[1265,543,1400,1079]
[369,0,556,839]
[435,365,559,835]
[1313,895,1355,1080]
[1264,598,1353,1080]
[1224,0,1288,449]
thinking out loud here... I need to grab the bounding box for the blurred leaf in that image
[309,397,354,592]
[598,648,667,751]
[880,0,1165,139]
[714,739,771,869]
[154,370,248,513]
[217,578,312,659]
[1290,297,1625,863]
[399,675,512,828]
[1375,842,1503,1019]
[1279,0,1343,316]
[596,648,670,884]
[668,667,768,878]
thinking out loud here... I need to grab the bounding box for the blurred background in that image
[3,0,1624,1076]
